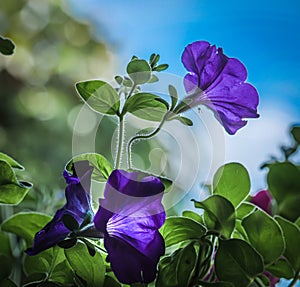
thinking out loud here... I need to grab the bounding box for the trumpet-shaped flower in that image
[94,169,165,284]
[26,160,93,255]
[181,41,259,134]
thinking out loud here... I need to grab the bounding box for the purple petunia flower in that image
[250,190,273,215]
[93,169,165,284]
[180,40,259,135]
[26,160,93,256]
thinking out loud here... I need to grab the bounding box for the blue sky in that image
[68,0,300,190]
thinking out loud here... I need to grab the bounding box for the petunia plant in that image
[0,40,299,287]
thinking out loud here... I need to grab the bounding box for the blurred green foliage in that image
[0,0,115,212]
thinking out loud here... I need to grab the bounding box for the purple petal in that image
[181,41,259,134]
[104,236,163,284]
[182,41,211,75]
[26,160,93,255]
[25,209,71,256]
[94,169,166,284]
[250,190,273,215]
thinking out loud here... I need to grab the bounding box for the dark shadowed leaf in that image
[275,216,300,271]
[242,209,285,263]
[266,257,294,279]
[290,125,300,144]
[215,239,264,287]
[156,242,197,287]
[0,36,15,55]
[267,162,300,221]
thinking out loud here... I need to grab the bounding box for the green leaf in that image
[156,243,197,287]
[123,92,169,121]
[23,249,53,275]
[114,75,123,85]
[182,210,204,225]
[65,153,113,182]
[168,85,178,110]
[0,36,15,55]
[0,152,24,170]
[266,257,294,279]
[57,238,77,249]
[275,216,300,270]
[267,162,300,221]
[65,242,105,287]
[174,116,193,126]
[193,195,235,238]
[215,239,264,287]
[153,64,169,72]
[62,214,79,231]
[160,217,206,247]
[0,254,12,281]
[213,163,250,207]
[0,160,32,205]
[290,125,300,144]
[242,209,285,263]
[232,220,248,240]
[0,279,17,287]
[236,202,255,220]
[75,80,120,115]
[150,54,160,67]
[127,59,151,84]
[103,275,121,287]
[0,232,11,256]
[198,282,234,287]
[148,74,159,83]
[1,212,51,246]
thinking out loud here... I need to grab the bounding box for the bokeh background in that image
[0,1,299,286]
[1,0,300,218]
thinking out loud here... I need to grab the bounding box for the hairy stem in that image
[127,111,170,169]
[115,115,124,169]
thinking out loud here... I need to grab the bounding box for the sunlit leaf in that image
[127,59,151,84]
[65,153,113,182]
[213,163,250,207]
[193,195,235,238]
[160,216,206,247]
[1,212,51,246]
[0,160,32,205]
[0,152,24,170]
[76,80,120,115]
[65,242,105,287]
[123,92,169,121]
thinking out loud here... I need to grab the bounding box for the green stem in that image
[127,111,170,169]
[115,115,124,169]
[288,270,299,287]
[254,276,266,287]
[126,83,137,100]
